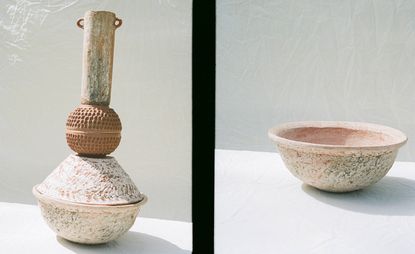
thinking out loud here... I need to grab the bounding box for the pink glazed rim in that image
[268,121,407,151]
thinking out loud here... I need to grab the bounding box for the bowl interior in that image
[270,122,407,148]
[281,127,395,146]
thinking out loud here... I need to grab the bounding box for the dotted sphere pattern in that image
[66,105,122,156]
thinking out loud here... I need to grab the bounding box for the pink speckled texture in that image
[33,186,147,245]
[37,154,143,205]
[269,121,407,192]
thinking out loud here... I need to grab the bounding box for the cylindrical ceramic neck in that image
[80,11,121,106]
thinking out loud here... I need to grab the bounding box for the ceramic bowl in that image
[268,121,407,192]
[33,185,147,244]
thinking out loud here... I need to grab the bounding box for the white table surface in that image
[0,202,192,254]
[215,149,415,254]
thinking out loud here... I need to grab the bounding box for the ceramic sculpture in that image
[33,11,147,244]
[268,121,407,192]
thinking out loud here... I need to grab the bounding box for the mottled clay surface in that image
[33,186,146,244]
[81,11,119,106]
[66,105,121,156]
[277,144,397,192]
[37,154,143,205]
[269,121,407,192]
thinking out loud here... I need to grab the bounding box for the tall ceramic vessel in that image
[33,11,147,244]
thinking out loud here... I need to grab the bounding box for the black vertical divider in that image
[192,0,215,253]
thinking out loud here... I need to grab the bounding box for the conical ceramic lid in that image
[36,154,144,205]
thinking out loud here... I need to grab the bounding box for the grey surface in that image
[217,0,415,161]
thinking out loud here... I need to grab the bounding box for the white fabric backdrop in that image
[217,0,415,161]
[0,0,191,222]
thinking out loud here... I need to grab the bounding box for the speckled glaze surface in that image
[37,154,143,205]
[33,186,147,244]
[269,121,407,192]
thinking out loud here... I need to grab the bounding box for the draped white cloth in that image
[215,149,415,254]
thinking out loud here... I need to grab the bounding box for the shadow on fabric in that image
[57,231,191,254]
[302,176,415,216]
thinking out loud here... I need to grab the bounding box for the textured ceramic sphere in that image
[33,186,147,244]
[66,105,121,156]
[268,121,407,192]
